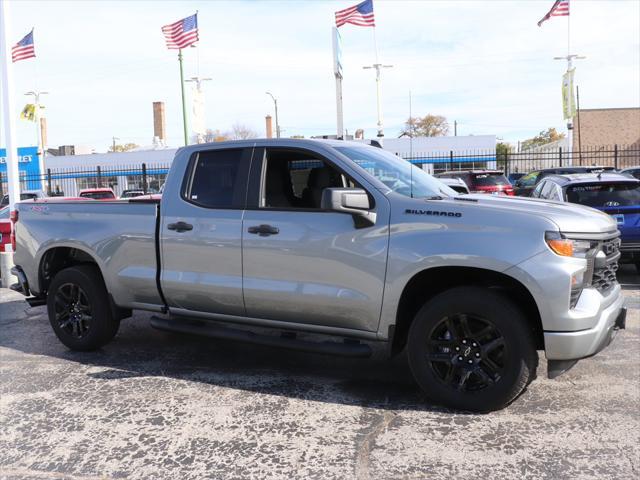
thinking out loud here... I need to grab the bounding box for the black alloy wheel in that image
[47,265,120,351]
[53,283,93,339]
[425,313,505,392]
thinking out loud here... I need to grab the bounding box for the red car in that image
[78,188,116,200]
[436,170,515,196]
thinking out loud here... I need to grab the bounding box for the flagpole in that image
[178,49,188,146]
[0,0,22,214]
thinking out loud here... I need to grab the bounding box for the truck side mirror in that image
[321,188,376,228]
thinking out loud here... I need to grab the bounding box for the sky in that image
[2,0,639,152]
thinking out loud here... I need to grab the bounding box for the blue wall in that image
[0,146,41,189]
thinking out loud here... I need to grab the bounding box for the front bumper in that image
[544,289,626,362]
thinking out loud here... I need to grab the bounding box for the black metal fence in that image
[1,145,638,198]
[403,144,640,175]
[0,163,171,198]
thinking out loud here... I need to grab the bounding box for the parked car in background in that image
[120,189,147,199]
[436,170,514,195]
[0,206,10,253]
[620,166,640,180]
[514,166,616,197]
[439,177,470,194]
[78,188,116,200]
[0,189,48,208]
[532,172,640,273]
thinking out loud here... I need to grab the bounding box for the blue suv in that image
[531,172,640,273]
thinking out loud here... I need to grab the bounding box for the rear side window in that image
[184,149,246,208]
[471,173,509,187]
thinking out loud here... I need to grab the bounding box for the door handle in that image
[247,224,279,236]
[167,221,193,233]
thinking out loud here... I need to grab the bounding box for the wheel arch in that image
[391,266,544,356]
[38,245,105,295]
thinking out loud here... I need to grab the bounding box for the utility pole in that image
[454,120,457,136]
[25,91,48,189]
[185,76,211,143]
[362,63,393,142]
[554,53,585,165]
[0,0,21,214]
[266,92,280,138]
[112,137,119,152]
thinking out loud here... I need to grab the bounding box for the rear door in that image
[241,147,389,332]
[160,147,252,315]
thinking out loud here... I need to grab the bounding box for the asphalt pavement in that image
[0,271,638,479]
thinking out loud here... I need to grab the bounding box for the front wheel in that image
[47,265,120,351]
[407,287,537,412]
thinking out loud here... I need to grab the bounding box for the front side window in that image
[336,146,455,198]
[262,149,349,209]
[531,181,545,198]
[185,149,244,208]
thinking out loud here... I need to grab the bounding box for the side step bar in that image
[150,315,372,358]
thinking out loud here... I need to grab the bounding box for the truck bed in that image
[15,199,162,309]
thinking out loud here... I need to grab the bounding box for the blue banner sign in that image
[0,146,41,189]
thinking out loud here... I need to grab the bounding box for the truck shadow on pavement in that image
[0,300,485,414]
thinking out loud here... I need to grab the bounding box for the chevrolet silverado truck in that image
[10,139,627,411]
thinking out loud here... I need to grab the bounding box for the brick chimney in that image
[265,115,273,139]
[153,102,166,141]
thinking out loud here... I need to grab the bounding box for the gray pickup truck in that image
[11,139,626,411]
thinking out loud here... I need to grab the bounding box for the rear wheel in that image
[407,287,537,412]
[47,265,119,351]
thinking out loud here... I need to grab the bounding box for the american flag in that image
[12,29,36,63]
[162,13,199,50]
[538,0,570,27]
[335,0,375,28]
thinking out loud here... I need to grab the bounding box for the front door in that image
[241,147,389,332]
[160,147,252,316]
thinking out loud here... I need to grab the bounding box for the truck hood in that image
[460,194,618,235]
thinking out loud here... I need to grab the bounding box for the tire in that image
[407,286,537,412]
[46,265,120,351]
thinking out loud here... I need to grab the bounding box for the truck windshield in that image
[336,146,456,198]
[566,183,640,207]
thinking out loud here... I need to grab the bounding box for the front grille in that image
[590,236,621,294]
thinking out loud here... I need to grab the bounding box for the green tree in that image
[402,114,449,137]
[521,128,566,150]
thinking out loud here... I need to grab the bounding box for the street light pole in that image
[25,90,48,189]
[363,63,393,142]
[266,92,280,138]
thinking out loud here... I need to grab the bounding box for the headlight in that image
[545,232,597,258]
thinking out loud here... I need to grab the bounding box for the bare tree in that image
[203,129,229,143]
[229,123,258,140]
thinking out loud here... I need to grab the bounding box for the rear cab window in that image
[183,148,251,209]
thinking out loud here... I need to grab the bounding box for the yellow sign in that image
[562,68,576,120]
[20,103,37,122]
